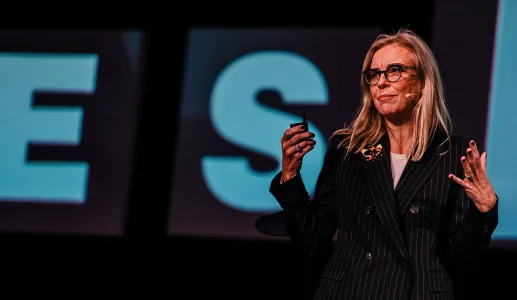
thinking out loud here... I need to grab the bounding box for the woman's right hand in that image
[281,124,316,183]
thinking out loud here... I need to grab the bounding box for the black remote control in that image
[290,113,309,132]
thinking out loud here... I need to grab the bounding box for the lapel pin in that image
[361,144,383,162]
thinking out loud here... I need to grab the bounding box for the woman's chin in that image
[378,106,398,116]
[378,107,413,124]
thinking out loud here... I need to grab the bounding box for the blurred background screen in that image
[168,0,517,246]
[0,30,146,236]
[168,28,381,239]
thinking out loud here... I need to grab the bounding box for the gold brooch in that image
[361,144,383,162]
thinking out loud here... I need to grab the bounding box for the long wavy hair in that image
[333,28,451,161]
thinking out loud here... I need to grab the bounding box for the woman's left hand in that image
[449,140,497,213]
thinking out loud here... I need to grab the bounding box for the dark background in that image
[1,0,515,298]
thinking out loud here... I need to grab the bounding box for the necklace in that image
[387,131,413,155]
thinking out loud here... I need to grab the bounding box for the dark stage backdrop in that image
[168,0,517,245]
[0,30,147,236]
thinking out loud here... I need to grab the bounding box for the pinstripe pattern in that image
[268,131,498,300]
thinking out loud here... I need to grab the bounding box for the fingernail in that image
[471,140,475,145]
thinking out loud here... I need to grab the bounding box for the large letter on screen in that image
[202,51,328,213]
[486,0,517,239]
[0,53,98,204]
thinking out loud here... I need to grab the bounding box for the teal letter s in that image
[202,51,329,213]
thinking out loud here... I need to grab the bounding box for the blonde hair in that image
[333,28,451,161]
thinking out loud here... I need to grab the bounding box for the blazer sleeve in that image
[269,134,343,260]
[447,184,499,264]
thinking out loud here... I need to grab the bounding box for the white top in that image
[390,152,408,188]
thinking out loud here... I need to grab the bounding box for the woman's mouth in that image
[378,94,396,100]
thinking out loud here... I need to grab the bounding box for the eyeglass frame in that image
[362,64,418,85]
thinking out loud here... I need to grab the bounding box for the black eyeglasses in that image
[362,64,417,85]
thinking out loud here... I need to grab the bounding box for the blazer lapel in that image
[394,131,449,214]
[362,133,409,261]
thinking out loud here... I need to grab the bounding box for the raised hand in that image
[281,125,316,183]
[448,140,497,213]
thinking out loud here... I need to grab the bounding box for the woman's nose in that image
[376,75,388,88]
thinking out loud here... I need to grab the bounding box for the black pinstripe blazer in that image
[262,131,498,300]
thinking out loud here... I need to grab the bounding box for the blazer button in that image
[365,205,372,214]
[410,206,419,214]
[366,253,373,260]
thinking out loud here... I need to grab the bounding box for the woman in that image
[262,29,498,300]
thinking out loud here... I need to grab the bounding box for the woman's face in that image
[366,44,422,122]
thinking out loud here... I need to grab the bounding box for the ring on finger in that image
[464,172,473,180]
[295,144,300,153]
